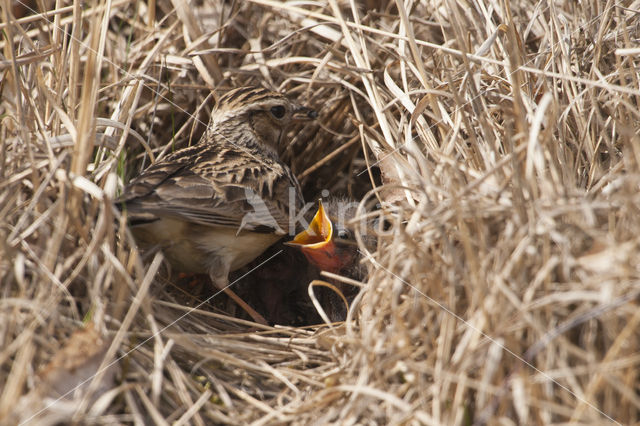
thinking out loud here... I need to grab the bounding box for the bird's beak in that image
[291,105,318,121]
[285,200,342,272]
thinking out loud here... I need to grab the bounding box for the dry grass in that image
[2,0,640,424]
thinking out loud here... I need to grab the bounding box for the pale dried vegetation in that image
[1,0,640,424]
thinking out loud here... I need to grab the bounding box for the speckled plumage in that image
[119,87,316,311]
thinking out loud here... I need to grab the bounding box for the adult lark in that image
[119,87,316,322]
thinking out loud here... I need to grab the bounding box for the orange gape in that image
[286,201,354,273]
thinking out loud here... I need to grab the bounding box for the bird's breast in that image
[130,218,281,274]
[192,227,282,272]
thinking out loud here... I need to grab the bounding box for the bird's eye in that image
[337,229,350,240]
[270,105,286,119]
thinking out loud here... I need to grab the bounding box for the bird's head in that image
[210,86,317,154]
[285,199,362,275]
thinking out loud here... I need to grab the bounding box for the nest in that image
[1,0,639,424]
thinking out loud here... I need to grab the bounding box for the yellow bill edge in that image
[287,200,333,247]
[285,200,343,272]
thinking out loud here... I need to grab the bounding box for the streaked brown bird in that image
[119,86,317,323]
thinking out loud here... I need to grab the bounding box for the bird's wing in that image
[119,144,303,235]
